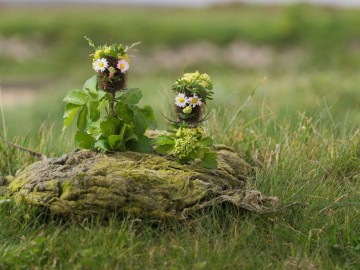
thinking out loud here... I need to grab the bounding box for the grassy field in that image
[1,3,360,269]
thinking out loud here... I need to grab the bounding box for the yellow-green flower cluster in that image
[172,70,214,103]
[181,71,212,89]
[93,47,130,63]
[173,127,206,159]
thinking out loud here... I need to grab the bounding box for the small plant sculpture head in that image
[172,71,214,126]
[87,37,132,93]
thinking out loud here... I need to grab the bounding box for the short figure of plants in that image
[154,71,217,169]
[63,38,156,153]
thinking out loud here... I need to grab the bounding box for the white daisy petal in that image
[187,95,202,107]
[117,59,130,73]
[175,93,188,108]
[93,58,109,72]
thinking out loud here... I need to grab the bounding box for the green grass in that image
[1,4,360,270]
[1,145,359,270]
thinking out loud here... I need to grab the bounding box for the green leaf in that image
[122,125,138,144]
[125,133,138,144]
[120,88,142,105]
[201,152,218,169]
[108,123,136,151]
[154,136,174,146]
[115,102,134,123]
[179,112,195,119]
[98,97,107,110]
[110,123,139,151]
[98,90,107,101]
[94,139,110,152]
[63,103,81,127]
[63,89,89,105]
[201,137,213,147]
[75,131,95,149]
[133,110,148,136]
[77,105,88,130]
[188,150,199,160]
[88,102,100,121]
[88,121,101,139]
[108,134,125,151]
[140,105,157,128]
[195,148,206,159]
[100,117,121,138]
[83,75,97,94]
[127,135,153,153]
[155,144,174,155]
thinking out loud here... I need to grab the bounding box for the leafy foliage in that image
[63,76,156,153]
[153,127,217,169]
[85,36,127,60]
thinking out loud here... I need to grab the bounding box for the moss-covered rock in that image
[7,145,278,219]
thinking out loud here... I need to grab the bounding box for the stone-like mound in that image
[7,145,278,219]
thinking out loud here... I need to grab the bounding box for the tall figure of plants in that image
[63,38,156,153]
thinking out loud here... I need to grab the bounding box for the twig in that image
[0,135,47,161]
[197,111,214,123]
[0,82,12,175]
[160,111,214,126]
[160,112,177,124]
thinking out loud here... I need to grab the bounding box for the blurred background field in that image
[1,3,360,143]
[0,2,360,269]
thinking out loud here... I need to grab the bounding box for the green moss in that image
[8,177,28,192]
[6,148,277,219]
[60,180,75,200]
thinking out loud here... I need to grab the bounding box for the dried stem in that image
[0,135,47,161]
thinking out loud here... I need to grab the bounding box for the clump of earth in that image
[3,145,278,220]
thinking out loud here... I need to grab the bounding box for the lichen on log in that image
[7,145,278,219]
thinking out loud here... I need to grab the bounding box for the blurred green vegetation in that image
[1,4,360,81]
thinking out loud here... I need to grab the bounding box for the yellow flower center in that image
[191,98,198,104]
[178,97,185,103]
[119,63,125,69]
[99,62,104,68]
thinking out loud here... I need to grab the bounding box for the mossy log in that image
[7,145,278,219]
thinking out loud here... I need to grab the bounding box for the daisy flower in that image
[187,95,202,107]
[93,58,108,72]
[117,59,129,73]
[175,93,188,108]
